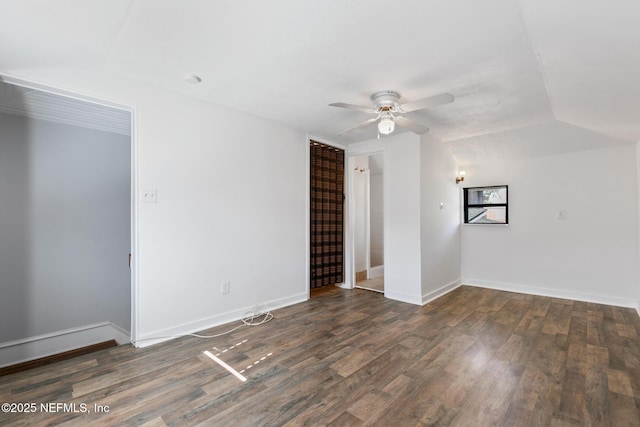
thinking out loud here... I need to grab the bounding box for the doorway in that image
[309,140,345,290]
[352,153,384,293]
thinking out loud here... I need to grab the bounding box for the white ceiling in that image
[1,0,639,163]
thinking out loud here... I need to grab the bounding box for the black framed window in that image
[463,185,508,224]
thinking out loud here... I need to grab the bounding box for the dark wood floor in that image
[1,286,640,426]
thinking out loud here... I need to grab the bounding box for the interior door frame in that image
[346,146,387,293]
[350,155,371,282]
[1,74,139,343]
[306,134,349,298]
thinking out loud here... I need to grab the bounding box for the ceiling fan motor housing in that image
[371,91,401,111]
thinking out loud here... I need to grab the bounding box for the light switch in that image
[141,189,157,203]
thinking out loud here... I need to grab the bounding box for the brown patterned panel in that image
[310,141,344,288]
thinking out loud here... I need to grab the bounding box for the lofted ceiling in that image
[0,0,638,164]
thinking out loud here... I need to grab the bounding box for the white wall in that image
[0,112,131,342]
[350,133,422,304]
[136,97,307,341]
[461,144,639,307]
[4,70,308,347]
[420,134,461,301]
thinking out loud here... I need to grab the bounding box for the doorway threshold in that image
[355,276,384,293]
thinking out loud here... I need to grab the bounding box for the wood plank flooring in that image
[1,286,640,426]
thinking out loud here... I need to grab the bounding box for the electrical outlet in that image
[221,281,230,295]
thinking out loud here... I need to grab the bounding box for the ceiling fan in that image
[330,91,454,136]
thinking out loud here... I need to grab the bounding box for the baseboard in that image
[386,279,461,307]
[0,322,130,369]
[385,290,423,306]
[134,292,308,348]
[109,322,131,344]
[0,340,117,377]
[369,265,384,278]
[463,278,639,309]
[422,279,461,305]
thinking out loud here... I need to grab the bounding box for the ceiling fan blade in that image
[337,116,379,135]
[329,102,377,114]
[399,93,454,113]
[395,116,430,134]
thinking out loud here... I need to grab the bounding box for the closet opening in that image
[309,140,345,291]
[0,76,135,369]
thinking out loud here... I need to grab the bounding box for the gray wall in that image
[0,112,131,342]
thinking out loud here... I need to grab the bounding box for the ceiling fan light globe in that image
[378,117,395,135]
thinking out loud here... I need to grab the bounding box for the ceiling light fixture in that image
[378,115,395,135]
